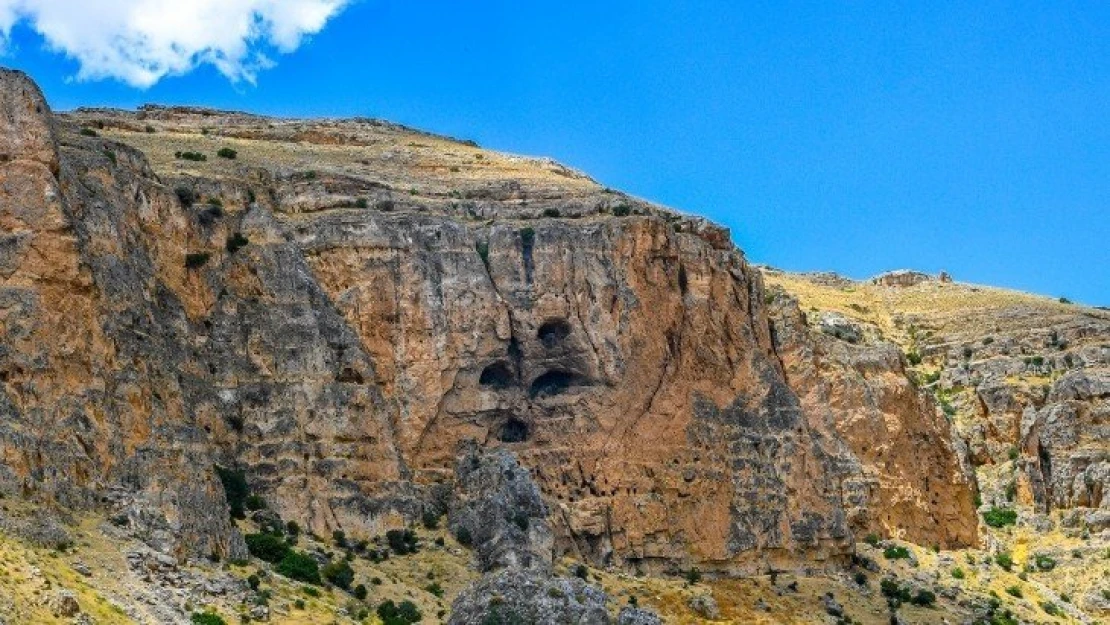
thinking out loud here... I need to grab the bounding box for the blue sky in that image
[4,1,1108,304]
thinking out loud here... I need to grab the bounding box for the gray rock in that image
[448,568,610,625]
[51,590,80,617]
[688,594,720,620]
[616,606,662,625]
[449,445,554,573]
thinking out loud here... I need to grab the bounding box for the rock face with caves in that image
[0,68,977,575]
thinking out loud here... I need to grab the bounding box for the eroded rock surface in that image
[0,68,978,576]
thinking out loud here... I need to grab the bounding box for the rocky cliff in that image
[0,66,978,588]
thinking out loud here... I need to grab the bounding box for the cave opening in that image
[337,367,364,384]
[479,361,515,388]
[529,370,584,398]
[498,417,530,443]
[537,318,572,348]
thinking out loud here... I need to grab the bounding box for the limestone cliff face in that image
[0,68,977,572]
[767,294,978,547]
[0,68,246,560]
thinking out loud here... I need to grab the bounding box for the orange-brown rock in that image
[0,68,979,573]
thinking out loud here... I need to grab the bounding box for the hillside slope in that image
[4,65,1106,623]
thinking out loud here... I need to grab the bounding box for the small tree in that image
[276,551,321,585]
[322,559,354,590]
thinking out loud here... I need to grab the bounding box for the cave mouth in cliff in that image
[337,367,364,384]
[498,417,530,443]
[479,361,515,388]
[538,318,572,348]
[529,369,586,398]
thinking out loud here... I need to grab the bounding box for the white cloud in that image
[0,0,350,87]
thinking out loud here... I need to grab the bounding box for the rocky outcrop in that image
[0,68,244,561]
[446,447,663,625]
[872,270,934,288]
[449,568,611,625]
[1022,369,1109,519]
[448,445,554,572]
[767,292,979,547]
[0,68,978,575]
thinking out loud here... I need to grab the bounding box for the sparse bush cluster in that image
[377,599,422,625]
[175,151,207,162]
[226,232,250,254]
[994,551,1014,571]
[215,465,249,519]
[983,507,1018,528]
[185,252,210,269]
[883,545,911,560]
[190,612,227,625]
[386,528,419,555]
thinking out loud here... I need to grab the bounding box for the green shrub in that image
[247,574,260,590]
[245,533,290,564]
[543,208,561,218]
[863,533,880,547]
[80,127,99,137]
[685,567,701,585]
[906,351,923,365]
[322,559,354,590]
[983,508,1018,528]
[853,571,867,586]
[1005,585,1022,598]
[377,599,422,625]
[286,520,300,536]
[276,551,321,585]
[1040,601,1062,616]
[426,582,444,597]
[176,151,207,162]
[519,227,535,247]
[1033,553,1056,571]
[216,147,237,159]
[353,583,368,600]
[995,552,1014,571]
[883,546,911,560]
[422,510,440,529]
[293,599,305,609]
[1059,297,1072,304]
[386,528,418,555]
[190,612,227,625]
[185,252,210,269]
[951,567,965,579]
[214,466,249,519]
[910,589,936,607]
[225,232,249,254]
[332,530,346,547]
[302,585,320,597]
[245,495,266,511]
[355,198,368,208]
[880,579,911,604]
[612,204,632,217]
[573,564,588,580]
[455,526,473,547]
